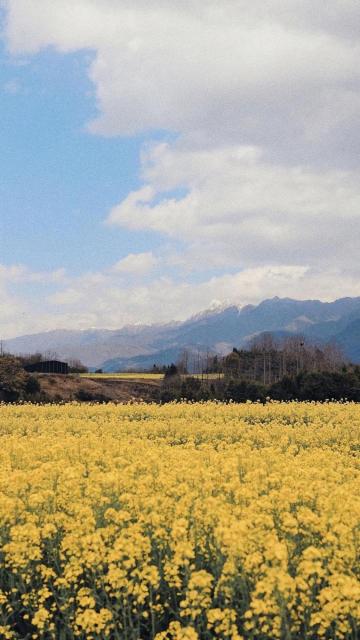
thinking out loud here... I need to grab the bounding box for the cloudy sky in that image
[1,1,360,337]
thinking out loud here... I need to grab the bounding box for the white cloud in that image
[48,288,84,306]
[65,266,313,327]
[0,265,68,338]
[3,0,360,165]
[112,252,158,275]
[0,283,23,324]
[0,264,66,284]
[43,264,360,328]
[1,256,360,339]
[2,1,360,337]
[108,141,360,271]
[3,1,360,278]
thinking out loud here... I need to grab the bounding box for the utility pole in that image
[263,349,266,386]
[300,341,305,372]
[268,351,272,385]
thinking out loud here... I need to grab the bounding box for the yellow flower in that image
[1,401,360,638]
[32,606,51,631]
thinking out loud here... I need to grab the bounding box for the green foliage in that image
[24,376,41,395]
[0,355,43,402]
[164,363,179,379]
[269,370,360,401]
[161,364,182,402]
[75,389,111,403]
[0,356,28,401]
[268,375,298,401]
[161,369,360,404]
[180,376,202,400]
[225,379,267,403]
[68,359,88,373]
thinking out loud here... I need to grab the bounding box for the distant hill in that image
[333,319,360,363]
[4,296,360,369]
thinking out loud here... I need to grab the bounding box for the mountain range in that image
[3,296,360,370]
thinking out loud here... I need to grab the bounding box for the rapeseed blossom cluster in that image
[1,401,360,639]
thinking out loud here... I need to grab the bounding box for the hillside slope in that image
[37,374,160,403]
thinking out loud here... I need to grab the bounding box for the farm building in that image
[24,360,69,374]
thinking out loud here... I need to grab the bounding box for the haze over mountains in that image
[4,297,360,370]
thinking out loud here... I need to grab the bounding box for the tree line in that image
[161,367,360,403]
[174,334,344,383]
[160,335,360,402]
[1,334,359,404]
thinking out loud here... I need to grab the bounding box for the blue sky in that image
[1,1,360,337]
[0,44,162,274]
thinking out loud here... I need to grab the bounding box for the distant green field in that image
[191,373,224,380]
[80,372,224,380]
[80,372,164,380]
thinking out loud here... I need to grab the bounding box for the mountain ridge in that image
[4,296,360,369]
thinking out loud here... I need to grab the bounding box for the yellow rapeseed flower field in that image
[1,401,360,639]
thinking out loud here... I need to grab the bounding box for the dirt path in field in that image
[37,374,161,403]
